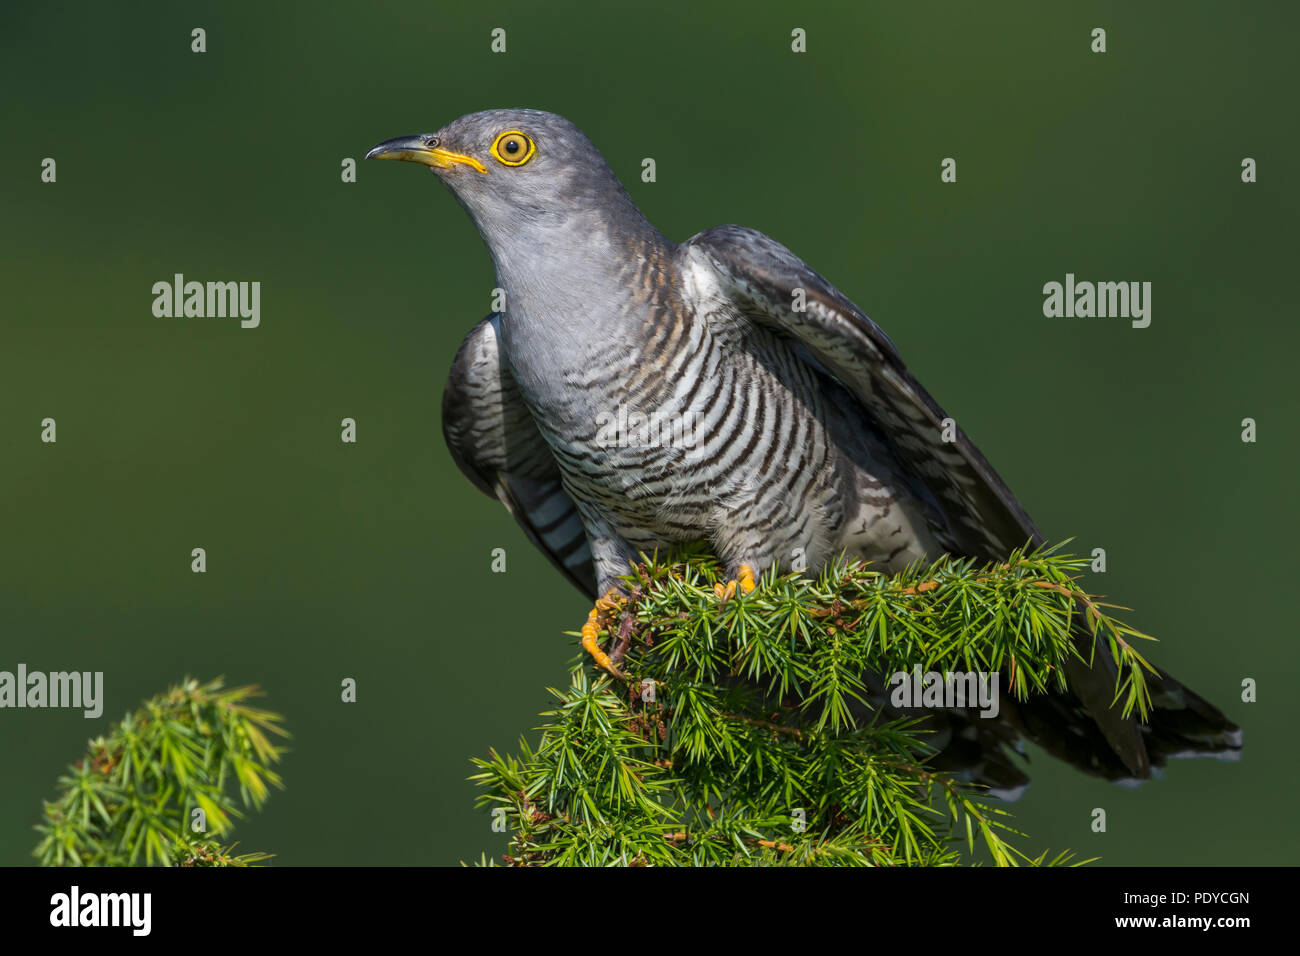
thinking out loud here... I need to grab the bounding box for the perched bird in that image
[367,109,1240,796]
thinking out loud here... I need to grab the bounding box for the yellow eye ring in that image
[490,131,535,167]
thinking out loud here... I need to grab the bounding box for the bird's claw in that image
[581,589,628,678]
[714,564,757,601]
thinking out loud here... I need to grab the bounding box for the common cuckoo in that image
[367,109,1240,796]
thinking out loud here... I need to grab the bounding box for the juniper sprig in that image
[471,545,1146,866]
[34,676,286,867]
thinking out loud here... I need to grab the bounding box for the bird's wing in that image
[683,224,1041,560]
[684,226,1157,775]
[442,315,597,598]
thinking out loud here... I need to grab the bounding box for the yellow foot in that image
[713,564,758,601]
[581,589,627,678]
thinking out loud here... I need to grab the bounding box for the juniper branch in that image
[471,544,1140,866]
[33,676,287,867]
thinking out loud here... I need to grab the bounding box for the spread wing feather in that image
[683,226,1156,775]
[685,224,1042,560]
[442,315,597,598]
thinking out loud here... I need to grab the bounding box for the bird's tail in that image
[732,619,1241,801]
[1139,667,1245,768]
[1005,622,1243,788]
[880,619,1242,800]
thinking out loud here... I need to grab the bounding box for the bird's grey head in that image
[366,109,660,268]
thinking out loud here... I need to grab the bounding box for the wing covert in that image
[682,225,1041,560]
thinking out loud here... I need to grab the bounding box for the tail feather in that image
[1139,667,1243,765]
[709,624,1240,802]
[1001,658,1241,794]
[864,620,1242,799]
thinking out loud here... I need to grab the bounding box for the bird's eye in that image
[490,131,535,167]
[424,136,440,148]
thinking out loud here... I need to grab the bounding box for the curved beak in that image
[364,135,487,174]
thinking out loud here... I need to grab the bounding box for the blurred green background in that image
[2,0,1295,866]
